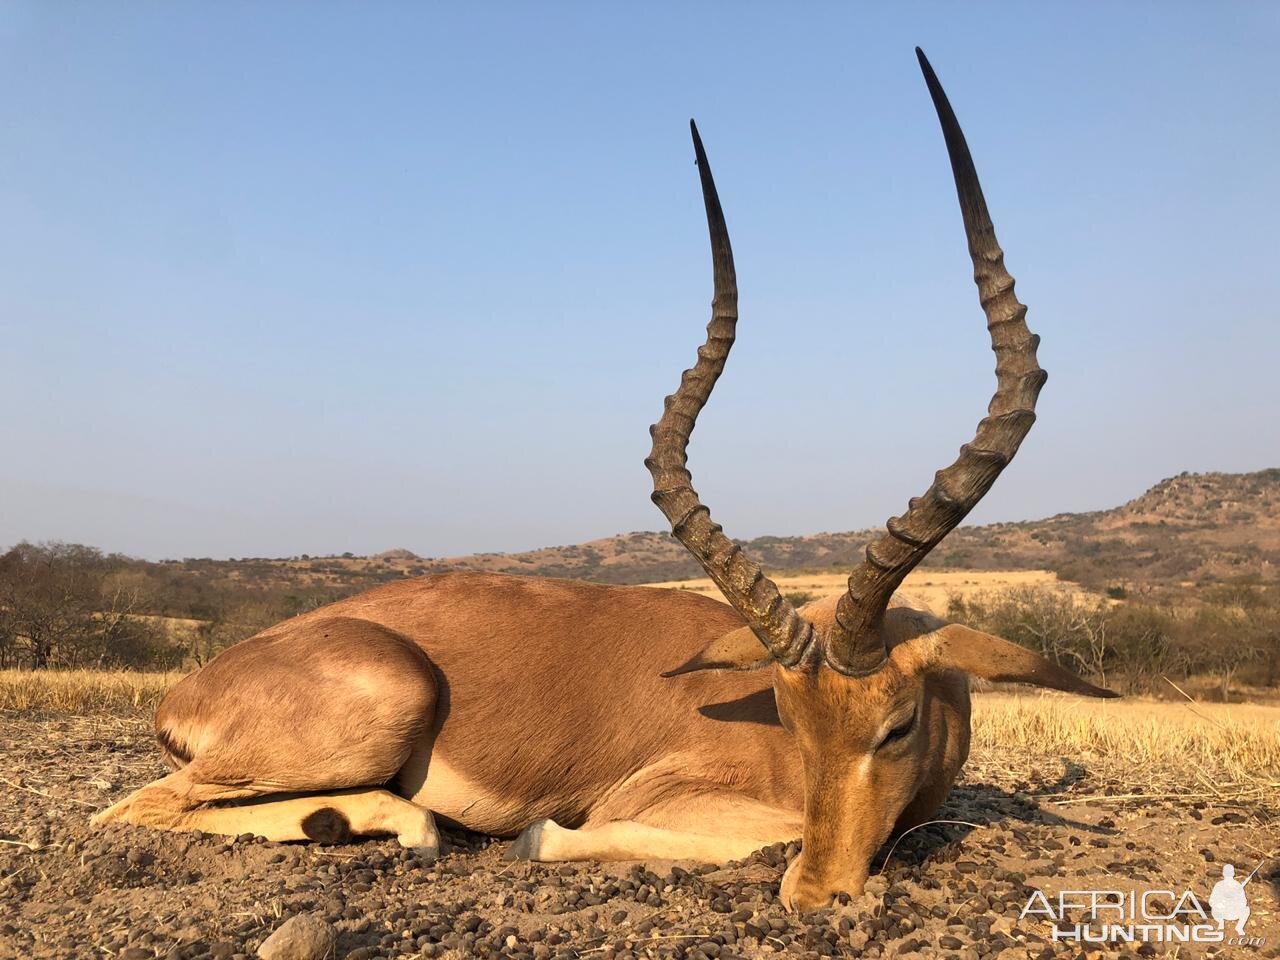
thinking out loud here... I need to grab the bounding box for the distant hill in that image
[162,469,1280,600]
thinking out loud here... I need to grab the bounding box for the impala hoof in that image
[506,819,562,861]
[90,797,132,828]
[395,807,440,859]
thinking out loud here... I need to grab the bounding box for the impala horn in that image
[646,121,818,669]
[825,49,1046,676]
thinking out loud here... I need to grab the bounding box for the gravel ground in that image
[2,712,1277,960]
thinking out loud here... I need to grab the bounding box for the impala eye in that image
[877,710,917,750]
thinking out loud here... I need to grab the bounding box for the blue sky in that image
[2,3,1278,560]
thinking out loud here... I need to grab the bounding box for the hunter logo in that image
[1210,864,1253,935]
[1021,861,1266,946]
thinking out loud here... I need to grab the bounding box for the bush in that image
[946,585,1278,696]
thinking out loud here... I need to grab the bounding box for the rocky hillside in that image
[162,469,1280,599]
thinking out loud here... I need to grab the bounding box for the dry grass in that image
[642,568,1102,612]
[971,692,1280,803]
[0,669,182,716]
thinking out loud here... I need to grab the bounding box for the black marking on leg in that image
[301,807,353,844]
[155,727,191,766]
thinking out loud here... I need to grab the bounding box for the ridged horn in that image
[646,121,817,668]
[826,48,1047,676]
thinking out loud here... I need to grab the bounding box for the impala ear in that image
[932,623,1120,698]
[661,626,774,677]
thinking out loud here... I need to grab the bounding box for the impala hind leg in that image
[90,768,257,828]
[507,792,800,865]
[93,616,443,856]
[96,777,438,851]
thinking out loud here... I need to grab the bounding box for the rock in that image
[863,876,889,898]
[990,916,1016,936]
[256,914,335,960]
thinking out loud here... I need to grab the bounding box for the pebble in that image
[256,914,335,960]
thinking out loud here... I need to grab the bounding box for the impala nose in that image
[779,851,869,912]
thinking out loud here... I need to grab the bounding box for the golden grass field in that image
[970,692,1280,803]
[0,668,181,716]
[641,568,1098,612]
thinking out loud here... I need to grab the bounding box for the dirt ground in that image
[2,712,1277,960]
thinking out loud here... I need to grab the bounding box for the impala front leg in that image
[507,818,787,864]
[506,792,800,865]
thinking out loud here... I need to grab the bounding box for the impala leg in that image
[507,792,799,865]
[166,788,438,852]
[94,769,439,854]
[93,617,445,855]
[506,818,785,863]
[91,767,261,828]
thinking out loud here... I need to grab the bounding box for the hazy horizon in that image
[4,4,1279,561]
[5,464,1274,566]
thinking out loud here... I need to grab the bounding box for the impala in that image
[93,49,1116,911]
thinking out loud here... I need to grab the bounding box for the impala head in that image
[647,49,1118,912]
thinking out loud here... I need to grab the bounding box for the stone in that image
[256,914,335,960]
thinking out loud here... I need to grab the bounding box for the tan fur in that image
[93,573,1102,912]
